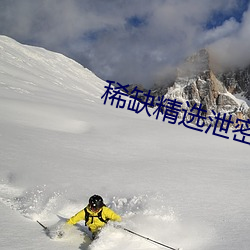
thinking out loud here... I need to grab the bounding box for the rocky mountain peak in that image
[126,48,250,125]
[177,48,210,78]
[164,49,250,123]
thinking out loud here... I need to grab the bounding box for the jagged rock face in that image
[125,48,250,123]
[217,66,250,99]
[164,49,250,120]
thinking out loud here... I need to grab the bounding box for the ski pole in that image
[37,220,48,231]
[122,227,180,250]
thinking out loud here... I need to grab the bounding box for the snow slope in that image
[0,36,249,250]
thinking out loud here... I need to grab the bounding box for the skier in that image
[66,194,121,239]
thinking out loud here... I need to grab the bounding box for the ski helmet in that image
[89,195,104,210]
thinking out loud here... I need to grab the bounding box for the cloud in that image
[209,4,250,69]
[200,18,240,45]
[0,0,249,87]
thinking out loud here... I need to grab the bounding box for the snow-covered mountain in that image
[0,35,108,133]
[0,35,105,100]
[127,49,250,128]
[164,49,250,123]
[0,36,250,250]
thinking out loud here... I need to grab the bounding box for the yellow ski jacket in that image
[67,206,121,233]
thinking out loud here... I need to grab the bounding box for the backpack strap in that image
[84,207,90,226]
[84,206,110,226]
[97,209,110,224]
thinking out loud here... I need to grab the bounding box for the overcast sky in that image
[0,0,249,87]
